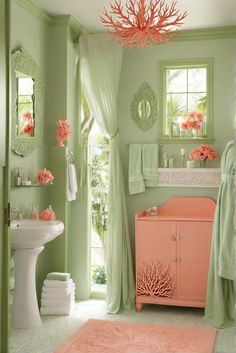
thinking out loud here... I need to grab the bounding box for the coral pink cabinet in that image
[135,198,216,311]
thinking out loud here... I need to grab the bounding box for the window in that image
[159,58,214,143]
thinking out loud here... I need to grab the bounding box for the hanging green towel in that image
[142,144,158,187]
[204,140,235,328]
[128,144,145,194]
[47,272,71,282]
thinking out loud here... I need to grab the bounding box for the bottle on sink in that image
[31,203,38,220]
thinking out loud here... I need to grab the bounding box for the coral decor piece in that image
[56,120,71,147]
[136,260,174,297]
[181,111,204,131]
[100,0,187,48]
[189,144,217,165]
[36,168,54,185]
[39,208,55,221]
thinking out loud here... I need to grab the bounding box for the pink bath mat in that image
[54,319,217,353]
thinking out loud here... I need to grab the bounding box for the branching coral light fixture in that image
[100,0,187,48]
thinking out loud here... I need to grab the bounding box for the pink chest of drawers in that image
[135,197,216,312]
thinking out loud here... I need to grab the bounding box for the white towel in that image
[40,304,74,316]
[67,164,78,201]
[42,285,74,296]
[128,144,145,195]
[41,291,73,299]
[43,278,73,288]
[41,295,74,308]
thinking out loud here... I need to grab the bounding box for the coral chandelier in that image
[100,0,187,48]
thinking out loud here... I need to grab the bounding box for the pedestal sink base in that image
[13,246,44,328]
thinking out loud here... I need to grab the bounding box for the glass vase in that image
[200,159,207,168]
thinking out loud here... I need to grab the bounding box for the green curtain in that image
[204,140,235,328]
[79,33,135,313]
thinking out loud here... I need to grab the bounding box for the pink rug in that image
[54,319,217,353]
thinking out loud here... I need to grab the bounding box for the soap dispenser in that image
[15,168,22,186]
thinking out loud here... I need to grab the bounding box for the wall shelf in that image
[11,183,53,189]
[158,168,221,188]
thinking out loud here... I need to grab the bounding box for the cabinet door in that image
[136,221,176,299]
[176,221,212,302]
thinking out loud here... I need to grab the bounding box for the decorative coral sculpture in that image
[136,260,174,297]
[56,120,71,147]
[100,0,187,48]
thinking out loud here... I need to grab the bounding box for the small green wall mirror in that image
[131,82,157,132]
[11,48,43,157]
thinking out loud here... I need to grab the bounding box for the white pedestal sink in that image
[11,219,64,329]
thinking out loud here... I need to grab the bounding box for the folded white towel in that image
[40,304,74,316]
[41,291,72,299]
[67,164,78,202]
[42,285,75,296]
[41,296,75,308]
[43,278,73,288]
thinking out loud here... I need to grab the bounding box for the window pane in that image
[188,68,206,92]
[188,93,206,112]
[91,247,105,267]
[18,95,33,104]
[17,77,34,95]
[167,69,187,93]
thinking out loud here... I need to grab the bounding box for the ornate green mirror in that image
[11,48,43,156]
[131,82,157,132]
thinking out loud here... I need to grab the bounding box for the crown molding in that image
[13,0,87,35]
[14,0,52,25]
[172,26,236,42]
[51,15,87,36]
[14,1,236,41]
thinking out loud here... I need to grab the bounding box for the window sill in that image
[158,168,221,188]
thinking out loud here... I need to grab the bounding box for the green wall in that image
[10,0,51,294]
[117,37,236,247]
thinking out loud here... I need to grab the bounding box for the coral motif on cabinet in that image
[136,260,174,298]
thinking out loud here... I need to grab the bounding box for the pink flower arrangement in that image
[181,111,204,131]
[56,120,71,140]
[36,169,54,185]
[39,208,55,221]
[22,111,33,121]
[189,144,217,161]
[23,122,34,136]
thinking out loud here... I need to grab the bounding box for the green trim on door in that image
[1,0,11,352]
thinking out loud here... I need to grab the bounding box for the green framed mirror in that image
[131,82,157,132]
[11,48,43,156]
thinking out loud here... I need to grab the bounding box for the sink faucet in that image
[10,208,22,220]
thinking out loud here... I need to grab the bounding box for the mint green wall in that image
[117,37,236,247]
[11,0,51,294]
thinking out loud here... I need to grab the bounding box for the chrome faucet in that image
[10,208,22,220]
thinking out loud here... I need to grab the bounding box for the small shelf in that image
[158,168,221,188]
[11,183,53,189]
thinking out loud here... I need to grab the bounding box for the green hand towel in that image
[142,144,158,187]
[129,144,145,195]
[47,272,71,281]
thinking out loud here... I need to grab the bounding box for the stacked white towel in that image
[40,273,75,316]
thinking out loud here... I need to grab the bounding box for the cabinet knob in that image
[177,257,182,262]
[172,257,177,262]
[171,235,176,241]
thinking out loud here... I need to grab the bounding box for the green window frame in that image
[159,58,214,143]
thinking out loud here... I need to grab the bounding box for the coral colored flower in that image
[189,144,217,161]
[181,111,204,131]
[56,120,71,140]
[39,208,55,221]
[36,169,54,185]
[23,122,34,136]
[22,111,33,121]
